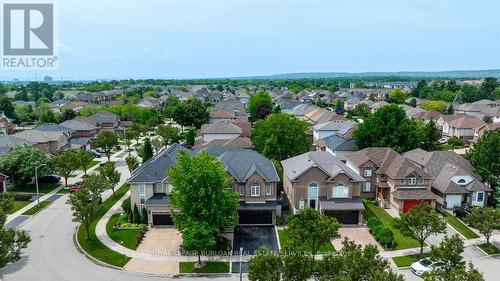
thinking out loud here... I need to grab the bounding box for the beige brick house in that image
[281,151,366,225]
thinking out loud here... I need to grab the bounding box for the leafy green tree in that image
[181,221,216,268]
[150,137,164,154]
[482,115,493,124]
[252,113,310,161]
[155,124,180,145]
[141,137,154,163]
[92,131,119,161]
[395,204,446,256]
[387,88,406,104]
[420,100,447,113]
[446,103,454,115]
[185,127,195,147]
[38,108,58,124]
[125,154,140,173]
[0,146,51,185]
[173,99,208,129]
[466,131,500,206]
[80,174,109,203]
[334,98,344,115]
[163,96,180,118]
[168,151,238,234]
[317,239,404,281]
[248,247,282,281]
[480,77,498,99]
[282,252,315,281]
[0,195,31,268]
[69,187,98,240]
[98,162,121,198]
[51,150,79,188]
[75,149,95,175]
[129,123,146,145]
[429,235,465,271]
[60,108,76,122]
[285,208,340,257]
[465,207,500,244]
[353,104,421,153]
[423,263,484,281]
[0,96,15,118]
[420,119,441,151]
[408,98,417,107]
[248,91,273,121]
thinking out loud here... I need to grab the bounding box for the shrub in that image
[367,217,382,231]
[3,192,32,201]
[132,204,141,224]
[121,197,131,214]
[141,206,148,224]
[376,227,394,248]
[372,225,384,237]
[136,225,147,244]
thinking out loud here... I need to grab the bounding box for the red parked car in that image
[68,182,82,193]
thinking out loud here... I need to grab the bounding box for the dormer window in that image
[458,178,466,185]
[406,175,417,185]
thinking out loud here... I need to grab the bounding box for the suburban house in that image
[0,135,35,155]
[303,108,346,125]
[438,113,487,142]
[89,111,121,132]
[404,149,491,209]
[0,112,15,135]
[60,118,99,138]
[457,99,500,122]
[36,123,92,151]
[209,100,248,124]
[345,147,439,214]
[281,151,366,225]
[412,110,442,124]
[14,129,70,155]
[127,144,280,227]
[370,101,389,113]
[344,98,361,111]
[315,133,357,160]
[198,121,243,142]
[312,120,354,141]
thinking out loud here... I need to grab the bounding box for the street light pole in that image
[35,164,47,206]
[239,247,243,281]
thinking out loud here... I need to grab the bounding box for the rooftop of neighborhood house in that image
[281,151,365,182]
[313,120,354,131]
[200,121,243,135]
[319,134,357,152]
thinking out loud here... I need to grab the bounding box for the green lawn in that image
[442,212,479,239]
[77,183,131,267]
[179,262,230,273]
[392,253,430,267]
[89,160,100,169]
[10,182,61,194]
[278,229,335,253]
[478,243,500,255]
[22,200,51,215]
[106,213,141,250]
[7,200,31,214]
[363,200,420,250]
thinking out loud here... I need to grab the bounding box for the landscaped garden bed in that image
[106,213,144,250]
[179,262,230,273]
[363,199,420,250]
[478,243,500,255]
[278,229,335,253]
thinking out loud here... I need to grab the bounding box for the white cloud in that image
[142,47,173,60]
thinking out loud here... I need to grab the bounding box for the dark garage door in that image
[152,214,173,226]
[323,210,359,224]
[238,210,273,225]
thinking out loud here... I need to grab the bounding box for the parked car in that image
[438,138,448,144]
[90,149,102,157]
[411,258,445,276]
[40,174,61,183]
[453,204,472,220]
[68,182,82,193]
[95,148,106,153]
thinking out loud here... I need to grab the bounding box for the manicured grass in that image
[392,253,430,267]
[478,243,500,255]
[10,182,60,194]
[77,183,131,267]
[89,160,100,169]
[442,212,479,239]
[179,262,230,273]
[363,200,420,250]
[7,200,31,214]
[106,213,141,250]
[278,229,335,253]
[22,200,51,215]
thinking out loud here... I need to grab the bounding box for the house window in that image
[251,183,260,197]
[332,184,348,198]
[362,182,372,192]
[227,185,233,193]
[458,179,466,184]
[363,168,372,177]
[475,192,484,202]
[299,199,305,209]
[265,184,272,196]
[406,176,417,185]
[400,179,405,184]
[156,183,164,193]
[139,184,146,210]
[239,185,245,196]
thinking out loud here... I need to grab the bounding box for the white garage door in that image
[446,194,463,209]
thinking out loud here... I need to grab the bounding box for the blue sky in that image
[2,0,500,80]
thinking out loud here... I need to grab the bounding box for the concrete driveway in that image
[233,226,278,255]
[332,226,382,251]
[136,227,182,255]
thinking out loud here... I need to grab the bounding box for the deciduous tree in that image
[0,146,51,185]
[125,154,140,172]
[429,235,465,271]
[75,149,95,175]
[248,91,273,121]
[465,207,500,244]
[51,150,79,188]
[423,263,484,281]
[248,247,282,281]
[0,195,31,268]
[69,187,98,240]
[92,131,119,161]
[155,124,180,145]
[98,162,121,198]
[181,221,216,268]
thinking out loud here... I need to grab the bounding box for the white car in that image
[410,258,445,276]
[438,138,448,144]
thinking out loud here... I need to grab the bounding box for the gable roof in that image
[322,134,357,152]
[200,121,242,135]
[313,120,354,132]
[281,151,365,182]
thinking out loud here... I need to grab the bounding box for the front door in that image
[308,184,319,209]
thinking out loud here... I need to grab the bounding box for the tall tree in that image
[395,204,446,256]
[252,113,310,161]
[248,91,273,121]
[60,108,76,122]
[387,88,406,104]
[141,137,154,163]
[353,104,422,153]
[0,195,31,268]
[51,150,79,188]
[181,221,216,268]
[80,174,109,203]
[335,98,344,115]
[423,263,484,281]
[285,208,340,258]
[150,137,164,154]
[168,151,238,234]
[466,131,500,206]
[68,187,98,240]
[155,124,180,145]
[248,247,283,281]
[185,127,195,147]
[163,96,180,118]
[0,146,51,185]
[92,131,119,161]
[465,207,500,245]
[98,162,121,198]
[0,96,15,118]
[420,119,441,151]
[75,149,95,175]
[173,99,208,129]
[429,235,465,271]
[480,77,498,99]
[125,154,140,173]
[129,122,146,145]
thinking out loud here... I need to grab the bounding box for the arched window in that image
[251,182,260,197]
[458,178,466,184]
[308,183,319,209]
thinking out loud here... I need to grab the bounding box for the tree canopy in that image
[0,146,51,185]
[0,195,31,268]
[92,131,119,161]
[248,91,273,121]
